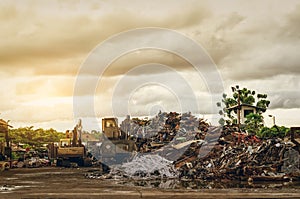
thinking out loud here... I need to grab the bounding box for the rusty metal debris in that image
[178,127,300,181]
[119,112,209,154]
[85,112,300,183]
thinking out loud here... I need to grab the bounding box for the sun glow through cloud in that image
[1,0,300,131]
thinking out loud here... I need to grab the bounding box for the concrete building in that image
[227,104,266,124]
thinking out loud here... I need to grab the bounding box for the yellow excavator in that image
[100,117,136,165]
[48,119,91,167]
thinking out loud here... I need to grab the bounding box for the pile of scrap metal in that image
[85,112,209,170]
[13,157,50,168]
[10,149,50,168]
[88,112,300,182]
[177,126,300,181]
[120,111,209,154]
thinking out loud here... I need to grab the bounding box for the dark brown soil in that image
[0,167,300,199]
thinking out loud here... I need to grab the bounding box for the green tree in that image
[217,85,270,126]
[9,127,65,148]
[244,113,264,135]
[257,126,290,139]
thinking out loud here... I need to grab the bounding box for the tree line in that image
[8,127,65,147]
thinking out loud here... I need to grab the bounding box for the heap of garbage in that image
[120,111,209,153]
[111,154,178,179]
[178,127,300,181]
[86,112,300,182]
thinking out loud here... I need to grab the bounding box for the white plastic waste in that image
[112,154,178,179]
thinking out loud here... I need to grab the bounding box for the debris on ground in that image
[120,112,209,152]
[178,128,300,181]
[85,112,300,182]
[86,154,178,180]
[112,154,178,179]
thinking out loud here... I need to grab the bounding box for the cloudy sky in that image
[1,0,300,131]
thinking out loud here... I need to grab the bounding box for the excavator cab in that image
[100,118,136,165]
[59,139,72,147]
[102,118,120,139]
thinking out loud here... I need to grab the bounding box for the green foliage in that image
[91,131,102,140]
[257,126,290,139]
[243,113,264,135]
[11,151,22,160]
[218,85,270,125]
[9,127,65,147]
[218,118,225,126]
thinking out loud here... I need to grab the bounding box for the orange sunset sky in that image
[1,0,300,131]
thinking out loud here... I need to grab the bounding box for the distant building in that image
[227,104,266,124]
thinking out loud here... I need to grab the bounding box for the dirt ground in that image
[1,167,300,199]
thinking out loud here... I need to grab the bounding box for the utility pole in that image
[232,86,241,130]
[268,115,276,126]
[237,90,241,129]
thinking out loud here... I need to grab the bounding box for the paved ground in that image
[1,167,300,199]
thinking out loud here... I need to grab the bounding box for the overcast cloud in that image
[0,0,299,131]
